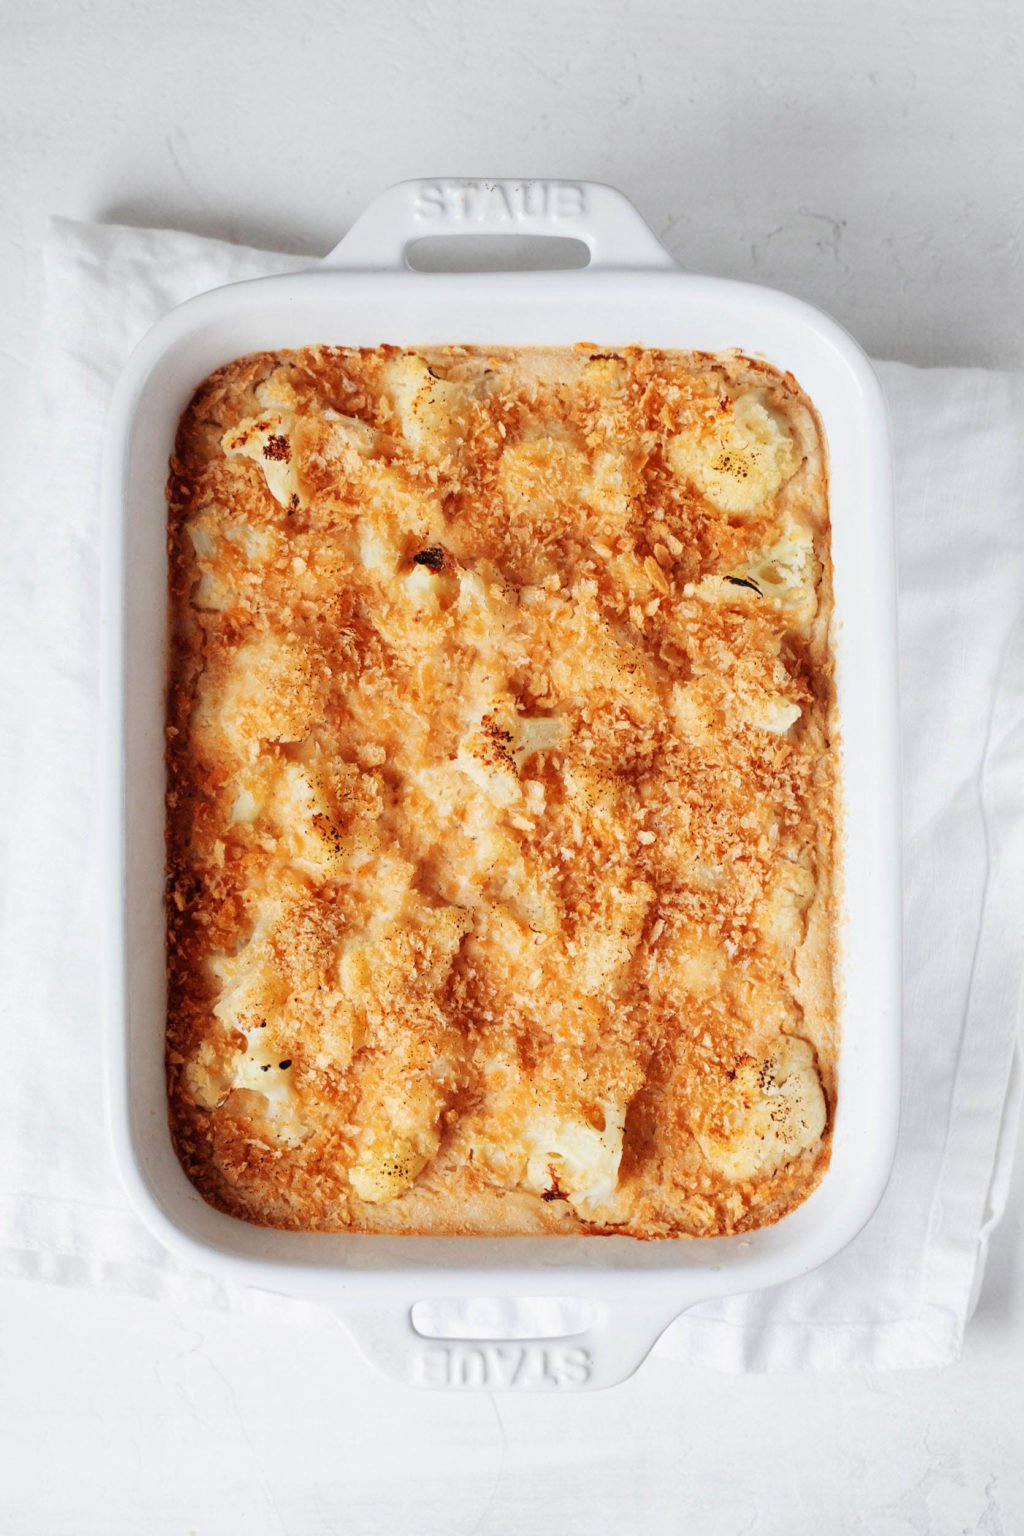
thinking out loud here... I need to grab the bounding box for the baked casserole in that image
[165,343,838,1237]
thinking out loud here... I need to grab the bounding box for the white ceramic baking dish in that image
[102,178,900,1391]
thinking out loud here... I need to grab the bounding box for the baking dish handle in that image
[322,178,677,273]
[332,1297,686,1391]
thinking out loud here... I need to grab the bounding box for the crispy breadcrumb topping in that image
[165,344,838,1237]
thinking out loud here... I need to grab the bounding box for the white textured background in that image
[2,1,1023,1532]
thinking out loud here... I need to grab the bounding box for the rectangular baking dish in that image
[102,178,900,1391]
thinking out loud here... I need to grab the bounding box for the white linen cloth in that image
[2,216,1022,1371]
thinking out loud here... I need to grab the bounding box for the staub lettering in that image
[413,180,586,224]
[415,1342,593,1389]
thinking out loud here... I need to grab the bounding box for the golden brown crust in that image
[165,344,838,1237]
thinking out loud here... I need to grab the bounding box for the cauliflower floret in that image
[574,880,654,995]
[182,1039,233,1112]
[455,698,566,806]
[668,393,801,514]
[230,787,261,824]
[476,1092,628,1217]
[383,355,471,458]
[695,1035,827,1180]
[196,901,312,1147]
[228,1046,310,1148]
[498,425,589,520]
[187,513,278,612]
[320,408,380,459]
[400,548,461,613]
[724,524,820,627]
[349,1130,436,1204]
[521,1101,627,1214]
[269,762,350,877]
[744,695,802,736]
[512,714,567,767]
[222,412,301,508]
[195,633,325,761]
[757,854,816,950]
[348,1013,465,1204]
[209,909,287,1037]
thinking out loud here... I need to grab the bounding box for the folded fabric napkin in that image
[2,216,1021,1370]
